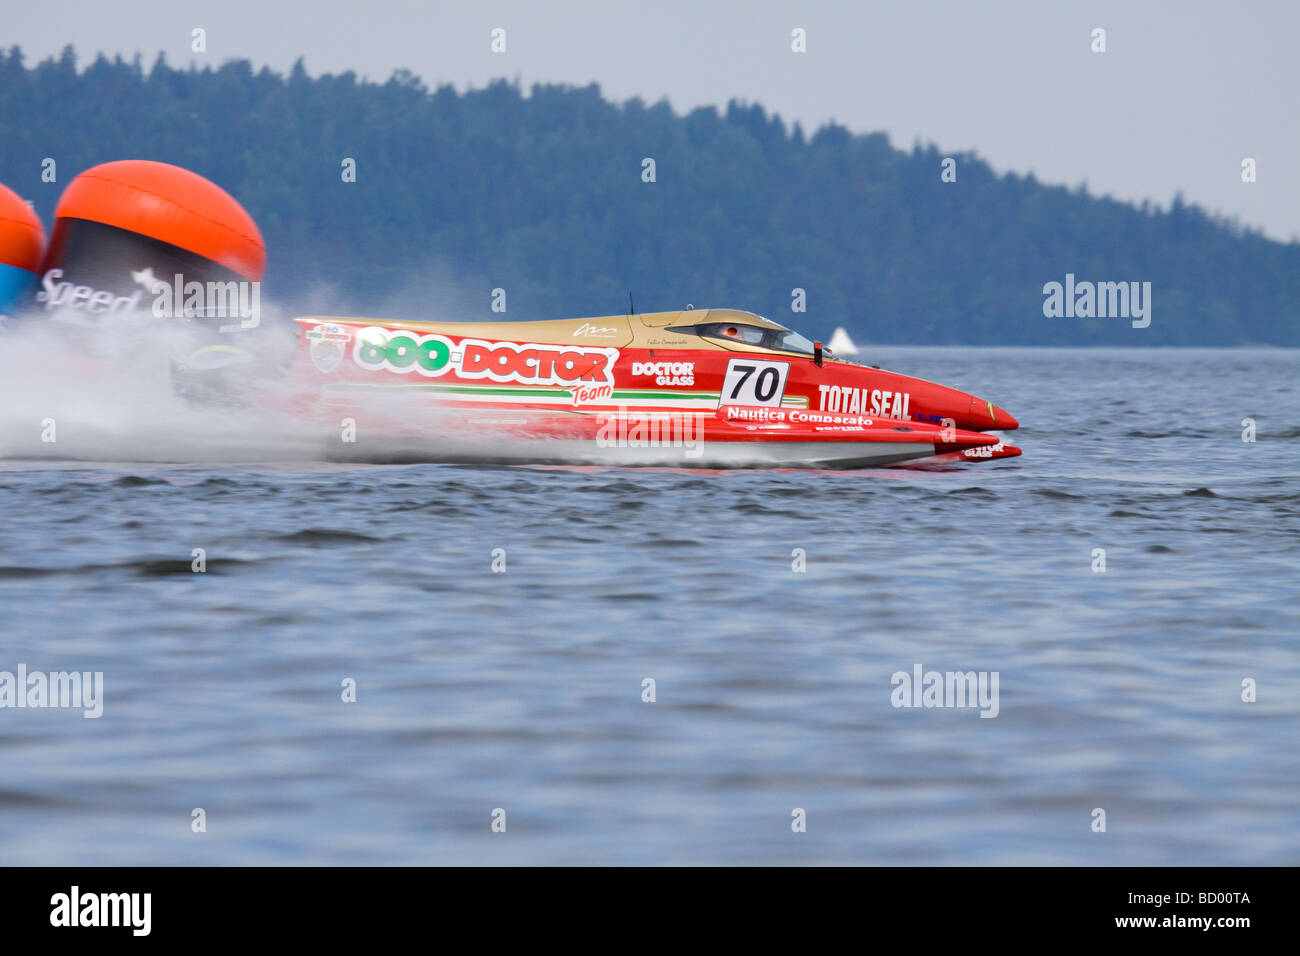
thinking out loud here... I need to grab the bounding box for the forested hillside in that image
[2,45,1295,345]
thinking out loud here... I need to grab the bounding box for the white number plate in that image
[719,358,789,407]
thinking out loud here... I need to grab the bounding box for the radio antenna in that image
[628,292,635,315]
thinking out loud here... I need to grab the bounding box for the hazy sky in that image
[11,0,1298,241]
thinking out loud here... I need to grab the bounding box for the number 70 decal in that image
[719,358,790,408]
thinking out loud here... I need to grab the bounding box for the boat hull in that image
[284,310,1021,469]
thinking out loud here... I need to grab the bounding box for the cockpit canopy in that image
[666,314,818,356]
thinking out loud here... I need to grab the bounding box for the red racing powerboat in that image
[285,308,1022,469]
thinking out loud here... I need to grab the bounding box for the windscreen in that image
[666,321,817,356]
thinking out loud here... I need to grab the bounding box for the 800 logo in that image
[354,327,451,375]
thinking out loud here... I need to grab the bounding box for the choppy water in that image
[0,347,1297,865]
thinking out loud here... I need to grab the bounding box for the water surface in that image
[1,347,1296,864]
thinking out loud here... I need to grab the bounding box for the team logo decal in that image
[631,361,694,386]
[305,323,352,372]
[353,328,618,403]
[817,384,911,419]
[572,322,619,337]
[963,441,1004,459]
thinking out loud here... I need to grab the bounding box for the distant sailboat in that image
[828,326,860,356]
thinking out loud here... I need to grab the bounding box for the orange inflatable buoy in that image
[37,160,265,321]
[0,182,45,316]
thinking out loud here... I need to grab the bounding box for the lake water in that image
[0,347,1296,864]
